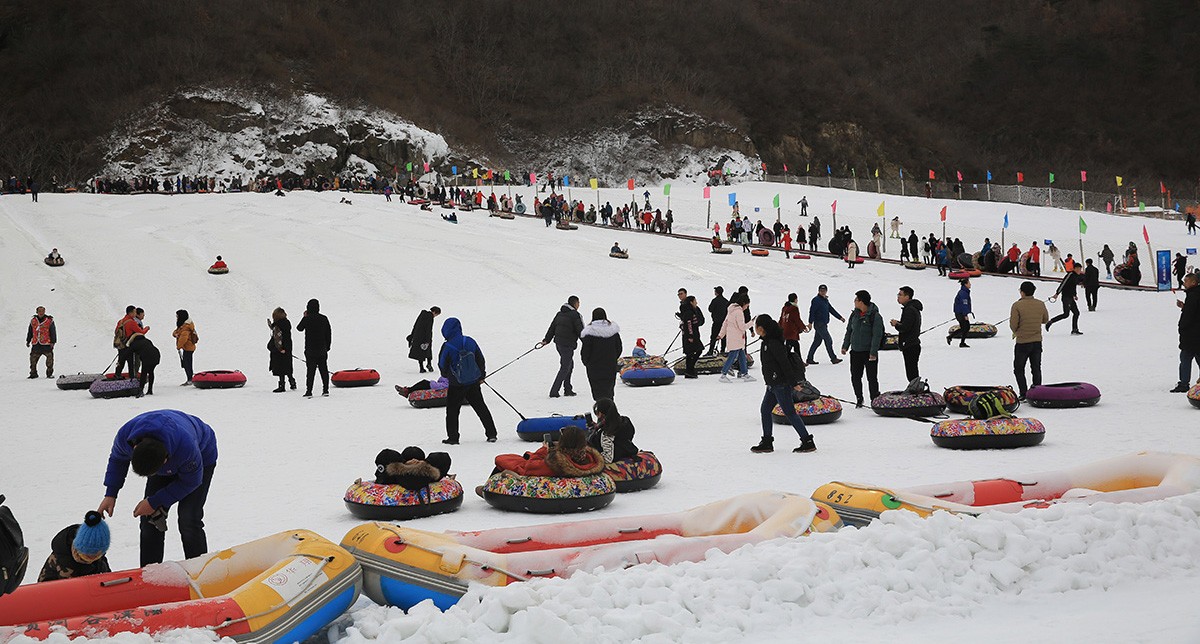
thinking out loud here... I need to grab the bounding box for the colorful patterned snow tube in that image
[191,370,247,389]
[344,478,464,521]
[1026,382,1101,408]
[0,530,361,643]
[903,261,926,270]
[943,385,1020,415]
[407,388,448,408]
[609,251,628,259]
[604,451,663,492]
[332,368,380,388]
[871,391,947,417]
[57,373,101,390]
[207,266,229,275]
[89,375,141,399]
[617,355,668,371]
[930,417,1046,450]
[671,352,753,375]
[1189,383,1200,409]
[771,396,843,425]
[946,323,998,339]
[516,415,589,442]
[620,367,676,387]
[1114,262,1141,286]
[481,470,616,514]
[880,334,900,351]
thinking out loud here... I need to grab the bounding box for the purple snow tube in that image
[1026,382,1101,409]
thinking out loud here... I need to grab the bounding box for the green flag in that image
[773,194,780,208]
[1049,172,1055,184]
[1079,216,1088,234]
[503,170,510,181]
[405,162,412,172]
[663,184,671,196]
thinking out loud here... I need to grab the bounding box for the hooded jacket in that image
[895,299,923,348]
[296,299,331,355]
[543,304,585,349]
[717,303,752,350]
[580,320,623,379]
[103,410,218,510]
[437,317,486,385]
[172,320,196,352]
[842,303,885,357]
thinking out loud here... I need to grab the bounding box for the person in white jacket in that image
[717,295,755,382]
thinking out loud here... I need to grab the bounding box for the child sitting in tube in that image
[374,446,452,491]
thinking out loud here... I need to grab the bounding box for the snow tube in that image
[457,205,474,212]
[945,323,998,339]
[1018,252,1033,276]
[931,417,1046,450]
[948,269,981,279]
[671,352,754,375]
[1189,384,1200,409]
[1026,382,1101,408]
[771,396,843,425]
[191,370,247,390]
[871,391,947,418]
[880,334,900,351]
[332,368,381,388]
[617,355,668,371]
[56,373,101,390]
[89,375,141,399]
[480,470,616,514]
[440,202,455,209]
[982,250,999,272]
[604,451,663,492]
[516,415,589,442]
[609,251,629,259]
[971,251,983,270]
[903,261,926,270]
[556,223,578,230]
[791,254,811,259]
[489,212,515,220]
[43,257,64,267]
[711,247,733,254]
[997,257,1014,273]
[407,198,429,205]
[0,530,361,642]
[207,266,229,275]
[867,240,879,259]
[750,248,769,257]
[513,202,527,214]
[343,478,464,521]
[407,388,448,408]
[620,367,676,387]
[1114,262,1141,286]
[828,239,844,256]
[943,385,1020,415]
[584,211,597,224]
[955,252,974,269]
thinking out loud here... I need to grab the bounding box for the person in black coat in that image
[38,511,110,582]
[1083,259,1101,311]
[268,307,296,392]
[751,314,815,454]
[587,398,639,463]
[679,296,706,378]
[889,286,923,382]
[407,307,440,372]
[538,296,584,397]
[1172,273,1200,392]
[127,326,160,398]
[1048,264,1084,334]
[374,446,452,490]
[579,308,623,402]
[296,298,331,397]
[707,286,729,355]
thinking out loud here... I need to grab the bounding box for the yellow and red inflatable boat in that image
[341,491,842,611]
[0,530,361,642]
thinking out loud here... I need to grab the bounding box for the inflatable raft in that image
[344,478,464,521]
[0,530,361,643]
[490,212,516,220]
[605,451,663,492]
[331,368,381,388]
[1026,382,1101,408]
[556,222,578,230]
[930,417,1045,450]
[871,391,947,418]
[620,367,676,387]
[207,266,229,275]
[943,385,1020,415]
[192,370,247,389]
[903,261,926,270]
[813,452,1200,528]
[617,355,668,371]
[880,334,900,351]
[671,353,753,375]
[89,374,140,399]
[56,372,101,391]
[43,257,65,267]
[339,491,842,611]
[771,396,843,425]
[945,323,997,339]
[1114,262,1141,286]
[947,269,981,279]
[516,415,588,442]
[407,388,448,408]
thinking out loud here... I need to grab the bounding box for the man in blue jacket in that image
[97,410,217,566]
[805,285,845,365]
[947,278,973,348]
[439,317,498,444]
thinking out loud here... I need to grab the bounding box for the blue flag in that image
[826,165,831,175]
[987,170,993,181]
[728,193,737,206]
[563,175,570,187]
[1003,212,1009,229]
[899,168,904,179]
[451,166,458,176]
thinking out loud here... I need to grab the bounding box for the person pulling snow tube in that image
[408,388,448,408]
[879,334,900,351]
[1189,383,1200,409]
[516,415,589,442]
[343,478,464,521]
[191,370,247,389]
[1026,382,1101,408]
[620,367,676,387]
[604,451,663,492]
[671,353,754,375]
[332,368,381,388]
[772,396,843,425]
[480,470,616,514]
[945,323,997,339]
[1114,262,1141,286]
[43,256,65,267]
[943,385,1020,415]
[711,247,733,255]
[930,417,1046,450]
[56,373,101,390]
[750,249,770,257]
[871,391,947,418]
[89,375,141,399]
[903,261,926,270]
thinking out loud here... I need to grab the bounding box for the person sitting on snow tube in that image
[209,256,227,271]
[711,236,723,250]
[611,242,625,255]
[491,426,604,478]
[631,338,648,359]
[587,398,638,463]
[395,376,449,397]
[374,446,452,490]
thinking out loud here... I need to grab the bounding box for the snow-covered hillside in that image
[1,180,1198,643]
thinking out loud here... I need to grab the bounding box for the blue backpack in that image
[450,341,482,384]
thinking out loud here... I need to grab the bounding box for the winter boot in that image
[750,437,774,453]
[794,436,817,453]
[288,377,297,390]
[1170,382,1190,393]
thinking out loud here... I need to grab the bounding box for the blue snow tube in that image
[620,367,676,387]
[516,415,588,442]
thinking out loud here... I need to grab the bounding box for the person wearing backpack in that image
[841,290,884,408]
[438,317,498,444]
[537,296,584,398]
[751,314,816,454]
[171,310,197,386]
[889,286,923,382]
[296,298,331,397]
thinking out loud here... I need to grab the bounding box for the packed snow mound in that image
[103,87,452,181]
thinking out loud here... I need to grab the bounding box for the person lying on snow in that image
[374,446,452,491]
[394,377,449,396]
[587,398,639,463]
[492,426,605,478]
[38,511,111,582]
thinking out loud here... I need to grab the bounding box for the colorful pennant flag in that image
[851,168,856,177]
[1116,176,1123,187]
[826,165,832,175]
[956,170,963,182]
[486,169,493,180]
[1160,181,1167,194]
[1143,225,1150,243]
[423,162,430,173]
[939,206,947,222]
[773,194,780,208]
[783,163,789,172]
[899,168,904,179]
[406,162,413,172]
[627,178,635,190]
[452,166,458,176]
[728,193,737,206]
[1079,216,1088,235]
[876,201,885,217]
[1003,212,1009,229]
[703,185,711,199]
[589,178,598,190]
[562,175,570,187]
[806,163,810,173]
[929,169,936,180]
[529,172,536,185]
[1017,172,1024,183]
[874,168,879,178]
[987,170,993,181]
[1080,170,1087,182]
[1049,172,1056,184]
[471,168,478,179]
[831,200,837,214]
[663,184,671,196]
[761,162,767,172]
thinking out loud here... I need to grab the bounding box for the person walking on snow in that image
[679,296,706,378]
[948,278,973,347]
[805,285,845,365]
[750,314,816,454]
[1010,281,1050,400]
[890,286,923,382]
[1047,263,1085,335]
[27,306,56,378]
[717,296,754,382]
[267,307,296,392]
[1083,259,1101,311]
[579,308,622,400]
[439,317,498,443]
[538,295,584,397]
[1170,273,1200,393]
[707,286,729,355]
[296,298,331,397]
[798,196,808,216]
[841,290,884,408]
[407,307,440,373]
[1098,244,1115,279]
[171,310,197,386]
[779,293,807,356]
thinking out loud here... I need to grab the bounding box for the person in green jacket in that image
[841,290,884,407]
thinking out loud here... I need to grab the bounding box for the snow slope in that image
[1,181,1198,643]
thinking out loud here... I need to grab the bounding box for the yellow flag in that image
[877,201,885,217]
[471,168,478,179]
[589,178,598,190]
[874,168,879,178]
[1115,175,1123,187]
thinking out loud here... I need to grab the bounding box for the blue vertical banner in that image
[728,192,738,206]
[563,175,570,187]
[451,166,458,176]
[1157,250,1172,291]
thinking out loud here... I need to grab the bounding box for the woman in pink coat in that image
[717,296,755,382]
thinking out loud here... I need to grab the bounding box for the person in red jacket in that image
[490,426,604,478]
[779,293,808,356]
[1006,243,1021,273]
[209,256,227,270]
[1028,242,1041,276]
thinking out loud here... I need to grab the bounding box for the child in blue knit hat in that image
[38,511,111,582]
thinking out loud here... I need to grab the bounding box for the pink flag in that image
[423,162,430,173]
[703,186,711,199]
[956,170,963,182]
[940,206,947,222]
[831,200,837,214]
[529,172,536,185]
[1080,170,1087,182]
[761,162,767,172]
[1143,225,1150,244]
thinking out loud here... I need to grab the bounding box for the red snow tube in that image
[191,370,247,389]
[791,254,811,260]
[947,269,981,279]
[332,368,381,388]
[750,249,770,257]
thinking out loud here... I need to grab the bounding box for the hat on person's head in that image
[73,511,110,558]
[636,338,646,349]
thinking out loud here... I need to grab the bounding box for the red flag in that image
[627,178,635,190]
[956,170,963,182]
[1017,172,1024,183]
[831,200,837,214]
[1143,225,1150,244]
[940,206,947,222]
[423,162,431,173]
[1160,181,1167,194]
[761,162,767,172]
[783,163,788,172]
[1080,170,1087,182]
[928,169,936,180]
[703,186,711,199]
